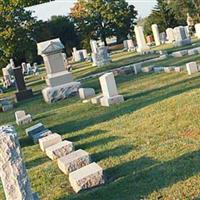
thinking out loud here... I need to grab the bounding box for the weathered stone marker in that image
[152,24,161,46]
[0,125,38,200]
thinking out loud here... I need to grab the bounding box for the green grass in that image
[1,45,200,199]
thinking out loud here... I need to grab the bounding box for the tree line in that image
[0,0,199,68]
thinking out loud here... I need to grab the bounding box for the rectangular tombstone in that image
[46,140,74,160]
[195,23,200,38]
[174,67,182,72]
[0,125,38,200]
[164,67,174,73]
[69,162,105,193]
[32,129,52,144]
[99,73,118,98]
[58,149,90,174]
[100,95,124,107]
[142,66,153,73]
[152,24,161,46]
[39,133,62,152]
[25,123,45,137]
[133,63,142,75]
[186,62,198,75]
[79,88,95,100]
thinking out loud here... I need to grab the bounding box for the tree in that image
[143,0,178,35]
[70,0,137,47]
[21,0,52,7]
[0,0,36,67]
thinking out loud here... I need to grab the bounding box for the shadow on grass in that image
[76,136,121,150]
[61,150,200,200]
[91,144,134,162]
[50,74,200,136]
[25,156,49,169]
[19,136,34,148]
[67,130,108,142]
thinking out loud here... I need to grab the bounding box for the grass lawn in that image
[1,45,200,199]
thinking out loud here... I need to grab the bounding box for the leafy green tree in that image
[0,0,36,67]
[21,0,52,7]
[70,0,137,47]
[144,0,178,35]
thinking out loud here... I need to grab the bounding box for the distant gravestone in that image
[2,68,12,88]
[195,23,200,39]
[152,24,161,46]
[0,125,38,200]
[173,26,191,47]
[12,60,33,102]
[186,62,198,75]
[123,39,135,51]
[134,26,150,53]
[96,46,111,67]
[166,28,175,43]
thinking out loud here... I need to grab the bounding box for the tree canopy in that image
[70,0,137,47]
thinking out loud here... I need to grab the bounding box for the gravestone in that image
[90,40,98,54]
[79,88,95,100]
[173,26,191,47]
[0,98,13,112]
[133,63,142,75]
[186,62,198,75]
[15,110,32,125]
[96,45,111,67]
[134,26,150,53]
[2,67,12,88]
[152,24,161,46]
[73,48,85,62]
[146,35,154,45]
[69,162,105,193]
[39,133,62,152]
[58,149,91,174]
[0,125,38,200]
[195,23,200,39]
[99,72,124,107]
[123,39,135,51]
[12,60,33,102]
[166,28,175,43]
[37,38,81,103]
[46,140,74,160]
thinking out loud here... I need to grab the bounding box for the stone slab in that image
[46,140,74,160]
[69,162,105,193]
[58,149,90,174]
[79,88,95,100]
[133,63,142,75]
[164,67,174,73]
[100,95,124,107]
[39,133,62,152]
[32,129,52,144]
[186,62,198,75]
[16,114,32,125]
[142,66,153,73]
[25,123,45,137]
[42,81,81,103]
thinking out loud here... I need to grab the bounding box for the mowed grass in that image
[1,67,200,199]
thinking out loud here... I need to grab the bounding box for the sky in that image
[27,0,157,21]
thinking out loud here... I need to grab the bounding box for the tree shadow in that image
[49,74,200,136]
[25,156,49,169]
[67,129,108,142]
[91,144,134,162]
[76,136,121,150]
[19,136,34,148]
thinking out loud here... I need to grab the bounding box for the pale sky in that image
[27,0,157,21]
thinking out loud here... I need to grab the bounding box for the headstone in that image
[12,61,33,102]
[2,67,12,88]
[142,66,153,73]
[171,50,188,57]
[79,88,95,100]
[37,38,81,103]
[152,24,161,46]
[58,149,90,174]
[0,125,38,200]
[186,62,198,75]
[174,67,182,72]
[160,32,167,44]
[134,26,150,53]
[73,48,85,62]
[69,162,105,193]
[21,63,27,74]
[15,110,32,125]
[39,133,62,152]
[0,98,13,112]
[164,67,174,73]
[188,48,198,56]
[90,40,98,54]
[46,140,74,160]
[173,26,191,47]
[166,28,175,43]
[146,35,154,45]
[96,46,111,67]
[25,123,52,143]
[99,72,124,107]
[123,39,135,51]
[133,63,142,75]
[195,23,200,38]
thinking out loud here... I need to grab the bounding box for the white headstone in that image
[152,24,161,46]
[134,26,150,53]
[195,23,200,38]
[186,62,198,75]
[166,28,175,43]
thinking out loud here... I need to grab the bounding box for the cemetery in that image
[1,0,200,200]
